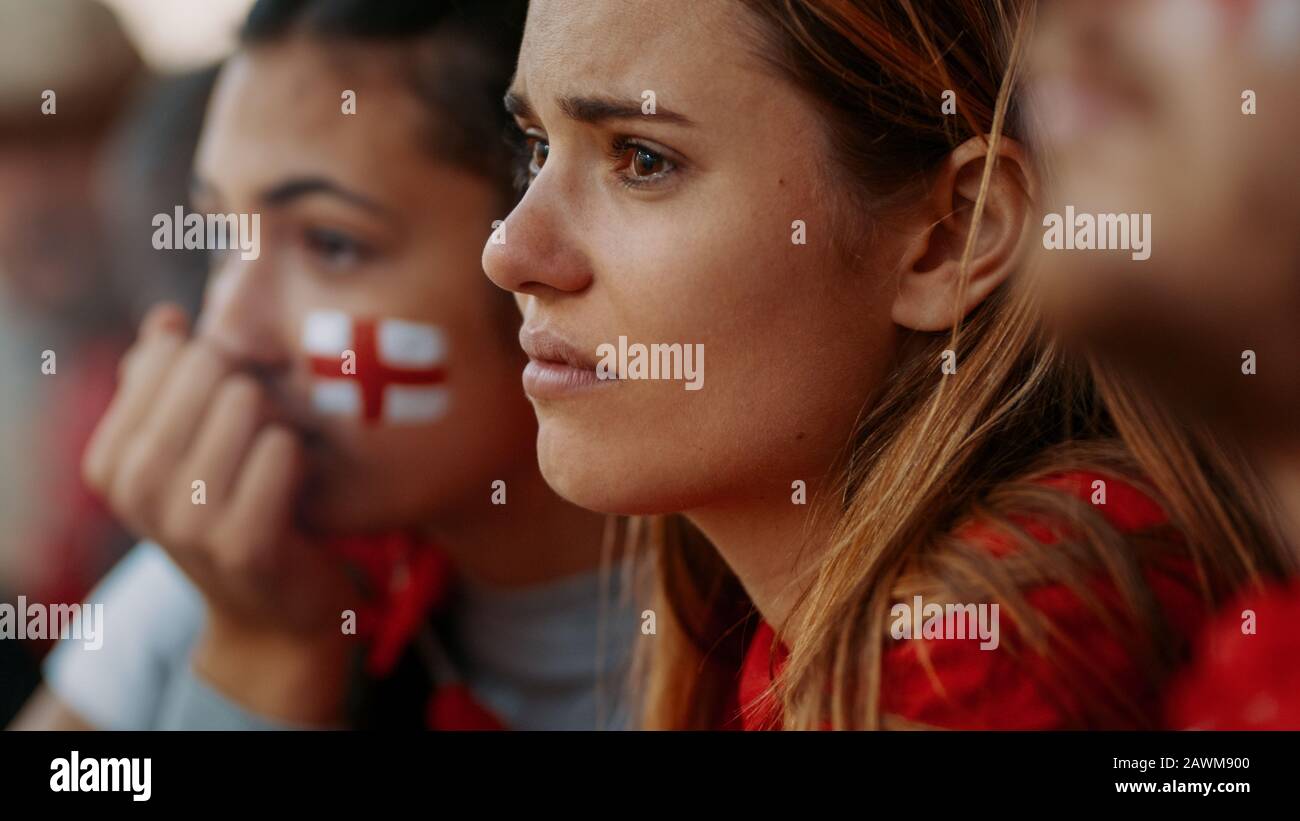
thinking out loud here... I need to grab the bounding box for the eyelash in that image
[607,137,677,189]
[303,227,371,270]
[511,126,681,192]
[509,128,536,194]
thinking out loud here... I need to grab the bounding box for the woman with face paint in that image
[1027,0,1300,730]
[483,0,1297,729]
[14,0,632,731]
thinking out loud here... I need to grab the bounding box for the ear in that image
[890,136,1037,332]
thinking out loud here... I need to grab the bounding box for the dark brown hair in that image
[241,0,527,206]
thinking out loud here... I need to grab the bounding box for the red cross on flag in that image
[302,310,450,425]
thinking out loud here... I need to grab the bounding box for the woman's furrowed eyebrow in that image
[504,89,695,127]
[504,90,536,120]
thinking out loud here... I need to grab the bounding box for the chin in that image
[535,423,707,516]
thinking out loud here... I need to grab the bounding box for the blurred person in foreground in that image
[1028,0,1300,729]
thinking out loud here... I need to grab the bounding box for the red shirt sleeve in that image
[879,471,1207,729]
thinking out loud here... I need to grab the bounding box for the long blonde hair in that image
[636,0,1295,730]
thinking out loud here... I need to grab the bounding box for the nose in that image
[195,254,290,370]
[482,180,594,297]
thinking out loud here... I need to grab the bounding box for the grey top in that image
[44,542,636,730]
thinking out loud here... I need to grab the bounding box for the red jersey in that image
[1164,581,1300,730]
[732,471,1210,730]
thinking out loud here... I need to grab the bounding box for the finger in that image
[83,332,186,492]
[109,344,232,526]
[212,426,303,577]
[117,303,191,384]
[164,375,264,537]
[140,302,190,339]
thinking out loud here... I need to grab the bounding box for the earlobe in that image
[890,136,1036,333]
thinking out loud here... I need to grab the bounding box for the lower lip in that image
[522,359,612,399]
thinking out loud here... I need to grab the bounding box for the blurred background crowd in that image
[0,0,253,722]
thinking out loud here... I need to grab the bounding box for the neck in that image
[685,478,836,628]
[424,461,609,590]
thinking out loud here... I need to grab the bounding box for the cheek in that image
[302,320,539,527]
[536,190,892,514]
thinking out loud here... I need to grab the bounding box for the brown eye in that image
[607,137,680,189]
[304,227,368,271]
[528,137,549,175]
[629,146,666,178]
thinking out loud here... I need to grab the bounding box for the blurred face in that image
[0,140,103,311]
[1028,0,1300,434]
[194,38,536,533]
[482,0,901,515]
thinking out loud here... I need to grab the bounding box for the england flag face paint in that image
[302,310,450,425]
